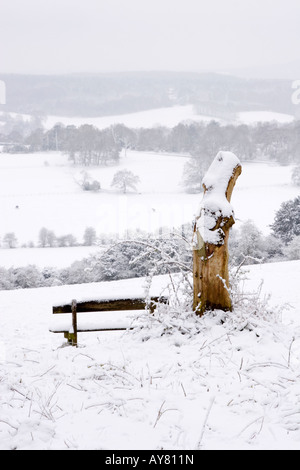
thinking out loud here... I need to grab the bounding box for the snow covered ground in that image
[237,111,295,125]
[0,261,299,450]
[44,105,219,130]
[0,150,298,260]
[44,107,295,129]
[1,105,295,132]
[0,246,100,269]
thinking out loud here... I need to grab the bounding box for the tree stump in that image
[193,151,242,315]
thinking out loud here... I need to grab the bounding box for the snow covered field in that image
[237,111,295,125]
[0,246,100,269]
[1,105,295,132]
[44,105,218,130]
[43,106,294,129]
[0,150,298,267]
[0,261,299,450]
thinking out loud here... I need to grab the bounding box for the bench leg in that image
[61,300,78,346]
[64,332,77,345]
[71,299,78,347]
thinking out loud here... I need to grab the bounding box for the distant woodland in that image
[1,117,300,169]
[0,71,297,117]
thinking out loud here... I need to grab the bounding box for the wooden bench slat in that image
[51,326,131,333]
[53,297,167,314]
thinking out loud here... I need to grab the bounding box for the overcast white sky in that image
[0,0,300,74]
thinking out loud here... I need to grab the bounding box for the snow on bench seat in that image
[50,310,139,333]
[51,275,169,309]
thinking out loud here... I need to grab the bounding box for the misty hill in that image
[0,71,296,118]
[224,59,300,81]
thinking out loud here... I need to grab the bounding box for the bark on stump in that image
[193,151,242,315]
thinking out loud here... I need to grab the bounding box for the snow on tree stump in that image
[193,151,242,315]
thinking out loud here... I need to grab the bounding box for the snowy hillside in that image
[0,150,298,252]
[0,260,300,450]
[0,246,100,270]
[237,111,294,125]
[2,105,294,131]
[44,105,218,130]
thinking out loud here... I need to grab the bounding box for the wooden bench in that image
[50,296,168,346]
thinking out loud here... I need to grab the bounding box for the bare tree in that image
[111,169,140,194]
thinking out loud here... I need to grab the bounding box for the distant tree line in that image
[2,119,300,169]
[26,124,120,166]
[0,225,151,250]
[0,226,100,250]
[2,118,300,194]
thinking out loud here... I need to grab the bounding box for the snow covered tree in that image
[83,227,97,246]
[284,236,300,260]
[233,220,265,264]
[46,230,56,248]
[9,265,43,289]
[292,165,300,186]
[38,227,56,247]
[270,196,300,243]
[262,234,284,261]
[229,225,284,265]
[59,259,95,285]
[56,234,77,247]
[38,227,48,247]
[111,124,137,156]
[0,267,13,290]
[42,267,62,287]
[111,169,140,193]
[182,157,207,193]
[3,232,17,249]
[76,170,101,192]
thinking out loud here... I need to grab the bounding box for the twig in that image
[28,392,33,418]
[0,419,18,431]
[237,416,264,439]
[153,401,178,428]
[103,239,192,273]
[288,337,295,368]
[196,396,215,449]
[32,364,56,379]
[181,382,187,397]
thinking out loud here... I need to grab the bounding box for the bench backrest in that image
[52,297,168,314]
